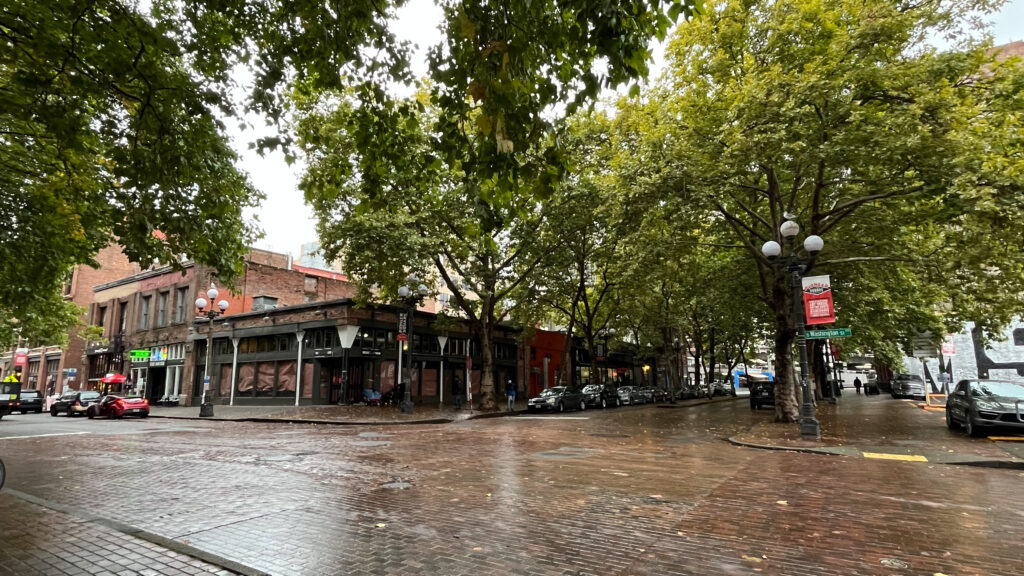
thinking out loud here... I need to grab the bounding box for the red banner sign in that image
[802,275,836,326]
[13,347,28,366]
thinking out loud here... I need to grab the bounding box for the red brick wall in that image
[194,262,358,316]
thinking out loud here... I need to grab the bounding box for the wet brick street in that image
[1,399,1022,575]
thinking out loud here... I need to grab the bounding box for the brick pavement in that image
[2,399,1023,575]
[0,493,235,576]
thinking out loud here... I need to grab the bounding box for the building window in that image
[139,296,151,330]
[118,302,127,334]
[156,292,168,327]
[174,287,188,323]
[97,306,107,329]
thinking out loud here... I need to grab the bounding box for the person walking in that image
[854,376,862,395]
[505,379,516,412]
[453,374,464,410]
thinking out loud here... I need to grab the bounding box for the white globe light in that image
[417,284,428,295]
[206,283,219,301]
[195,297,208,310]
[780,220,800,238]
[609,328,616,336]
[761,241,782,258]
[217,299,229,312]
[398,285,411,298]
[804,235,824,253]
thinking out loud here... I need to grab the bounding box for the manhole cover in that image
[590,433,630,438]
[381,482,412,490]
[353,441,391,447]
[880,558,909,569]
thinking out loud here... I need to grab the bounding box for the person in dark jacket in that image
[854,377,862,395]
[505,379,516,412]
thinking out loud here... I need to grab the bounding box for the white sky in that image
[239,0,1023,258]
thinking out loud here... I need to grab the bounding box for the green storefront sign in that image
[129,349,151,361]
[805,328,852,339]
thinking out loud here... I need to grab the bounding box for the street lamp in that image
[761,220,823,439]
[397,275,429,414]
[599,327,615,386]
[195,283,228,418]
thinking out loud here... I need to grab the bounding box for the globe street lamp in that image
[761,221,823,439]
[195,283,228,418]
[397,276,428,414]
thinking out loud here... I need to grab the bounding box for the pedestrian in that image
[505,378,516,412]
[854,376,862,395]
[453,375,464,410]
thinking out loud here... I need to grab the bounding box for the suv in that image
[50,390,102,417]
[18,390,43,414]
[749,376,775,410]
[891,374,926,400]
[582,383,620,408]
[1,380,21,420]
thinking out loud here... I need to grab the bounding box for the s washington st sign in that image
[806,328,852,339]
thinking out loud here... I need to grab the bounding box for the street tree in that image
[295,1,702,409]
[638,0,1024,421]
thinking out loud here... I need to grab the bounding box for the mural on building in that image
[905,321,1024,389]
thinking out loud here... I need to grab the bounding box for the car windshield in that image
[20,391,39,397]
[583,385,599,393]
[81,391,101,400]
[539,387,565,397]
[896,375,922,382]
[970,381,1024,398]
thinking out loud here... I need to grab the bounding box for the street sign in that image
[13,347,28,366]
[396,333,408,342]
[806,328,852,339]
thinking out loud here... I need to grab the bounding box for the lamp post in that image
[761,220,823,439]
[195,283,228,418]
[599,327,615,385]
[397,276,428,414]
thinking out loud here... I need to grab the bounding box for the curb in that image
[6,489,267,576]
[726,437,1024,469]
[147,414,453,426]
[656,395,745,409]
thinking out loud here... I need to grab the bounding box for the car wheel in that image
[50,407,58,417]
[87,409,95,419]
[600,397,607,409]
[35,408,42,414]
[615,398,621,407]
[965,414,985,438]
[579,400,586,411]
[945,409,958,429]
[750,398,758,410]
[66,407,73,418]
[558,402,564,413]
[141,412,149,418]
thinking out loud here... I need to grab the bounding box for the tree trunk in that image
[558,331,572,388]
[707,327,717,398]
[772,284,801,422]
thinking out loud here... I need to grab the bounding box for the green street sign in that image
[806,328,852,339]
[129,349,150,360]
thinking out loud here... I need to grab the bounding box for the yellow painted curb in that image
[862,452,928,462]
[987,436,1024,442]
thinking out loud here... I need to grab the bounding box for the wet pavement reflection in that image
[1,399,1021,575]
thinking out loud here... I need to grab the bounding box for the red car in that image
[86,395,150,419]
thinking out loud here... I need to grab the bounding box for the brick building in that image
[83,249,360,404]
[1,244,141,393]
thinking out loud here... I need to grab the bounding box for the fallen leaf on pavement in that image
[375,523,386,528]
[776,500,788,506]
[741,555,763,563]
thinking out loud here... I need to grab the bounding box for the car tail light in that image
[115,399,125,408]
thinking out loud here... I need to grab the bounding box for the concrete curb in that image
[6,488,267,576]
[655,396,745,409]
[726,436,1024,469]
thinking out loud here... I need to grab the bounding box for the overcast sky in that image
[238,0,1024,258]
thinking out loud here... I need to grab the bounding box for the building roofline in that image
[93,262,195,292]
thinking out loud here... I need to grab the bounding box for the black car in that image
[50,390,102,417]
[527,386,586,413]
[18,389,43,414]
[582,384,621,408]
[946,379,1024,438]
[749,376,775,410]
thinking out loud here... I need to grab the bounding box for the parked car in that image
[946,379,1024,438]
[635,386,654,404]
[50,390,102,417]
[527,386,586,413]
[652,387,670,402]
[18,389,43,414]
[891,374,926,400]
[749,377,775,410]
[710,380,731,397]
[87,395,150,419]
[582,384,620,408]
[617,386,639,405]
[0,380,20,420]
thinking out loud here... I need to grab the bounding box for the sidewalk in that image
[729,392,1024,468]
[149,394,745,425]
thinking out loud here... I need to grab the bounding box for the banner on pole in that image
[802,275,836,326]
